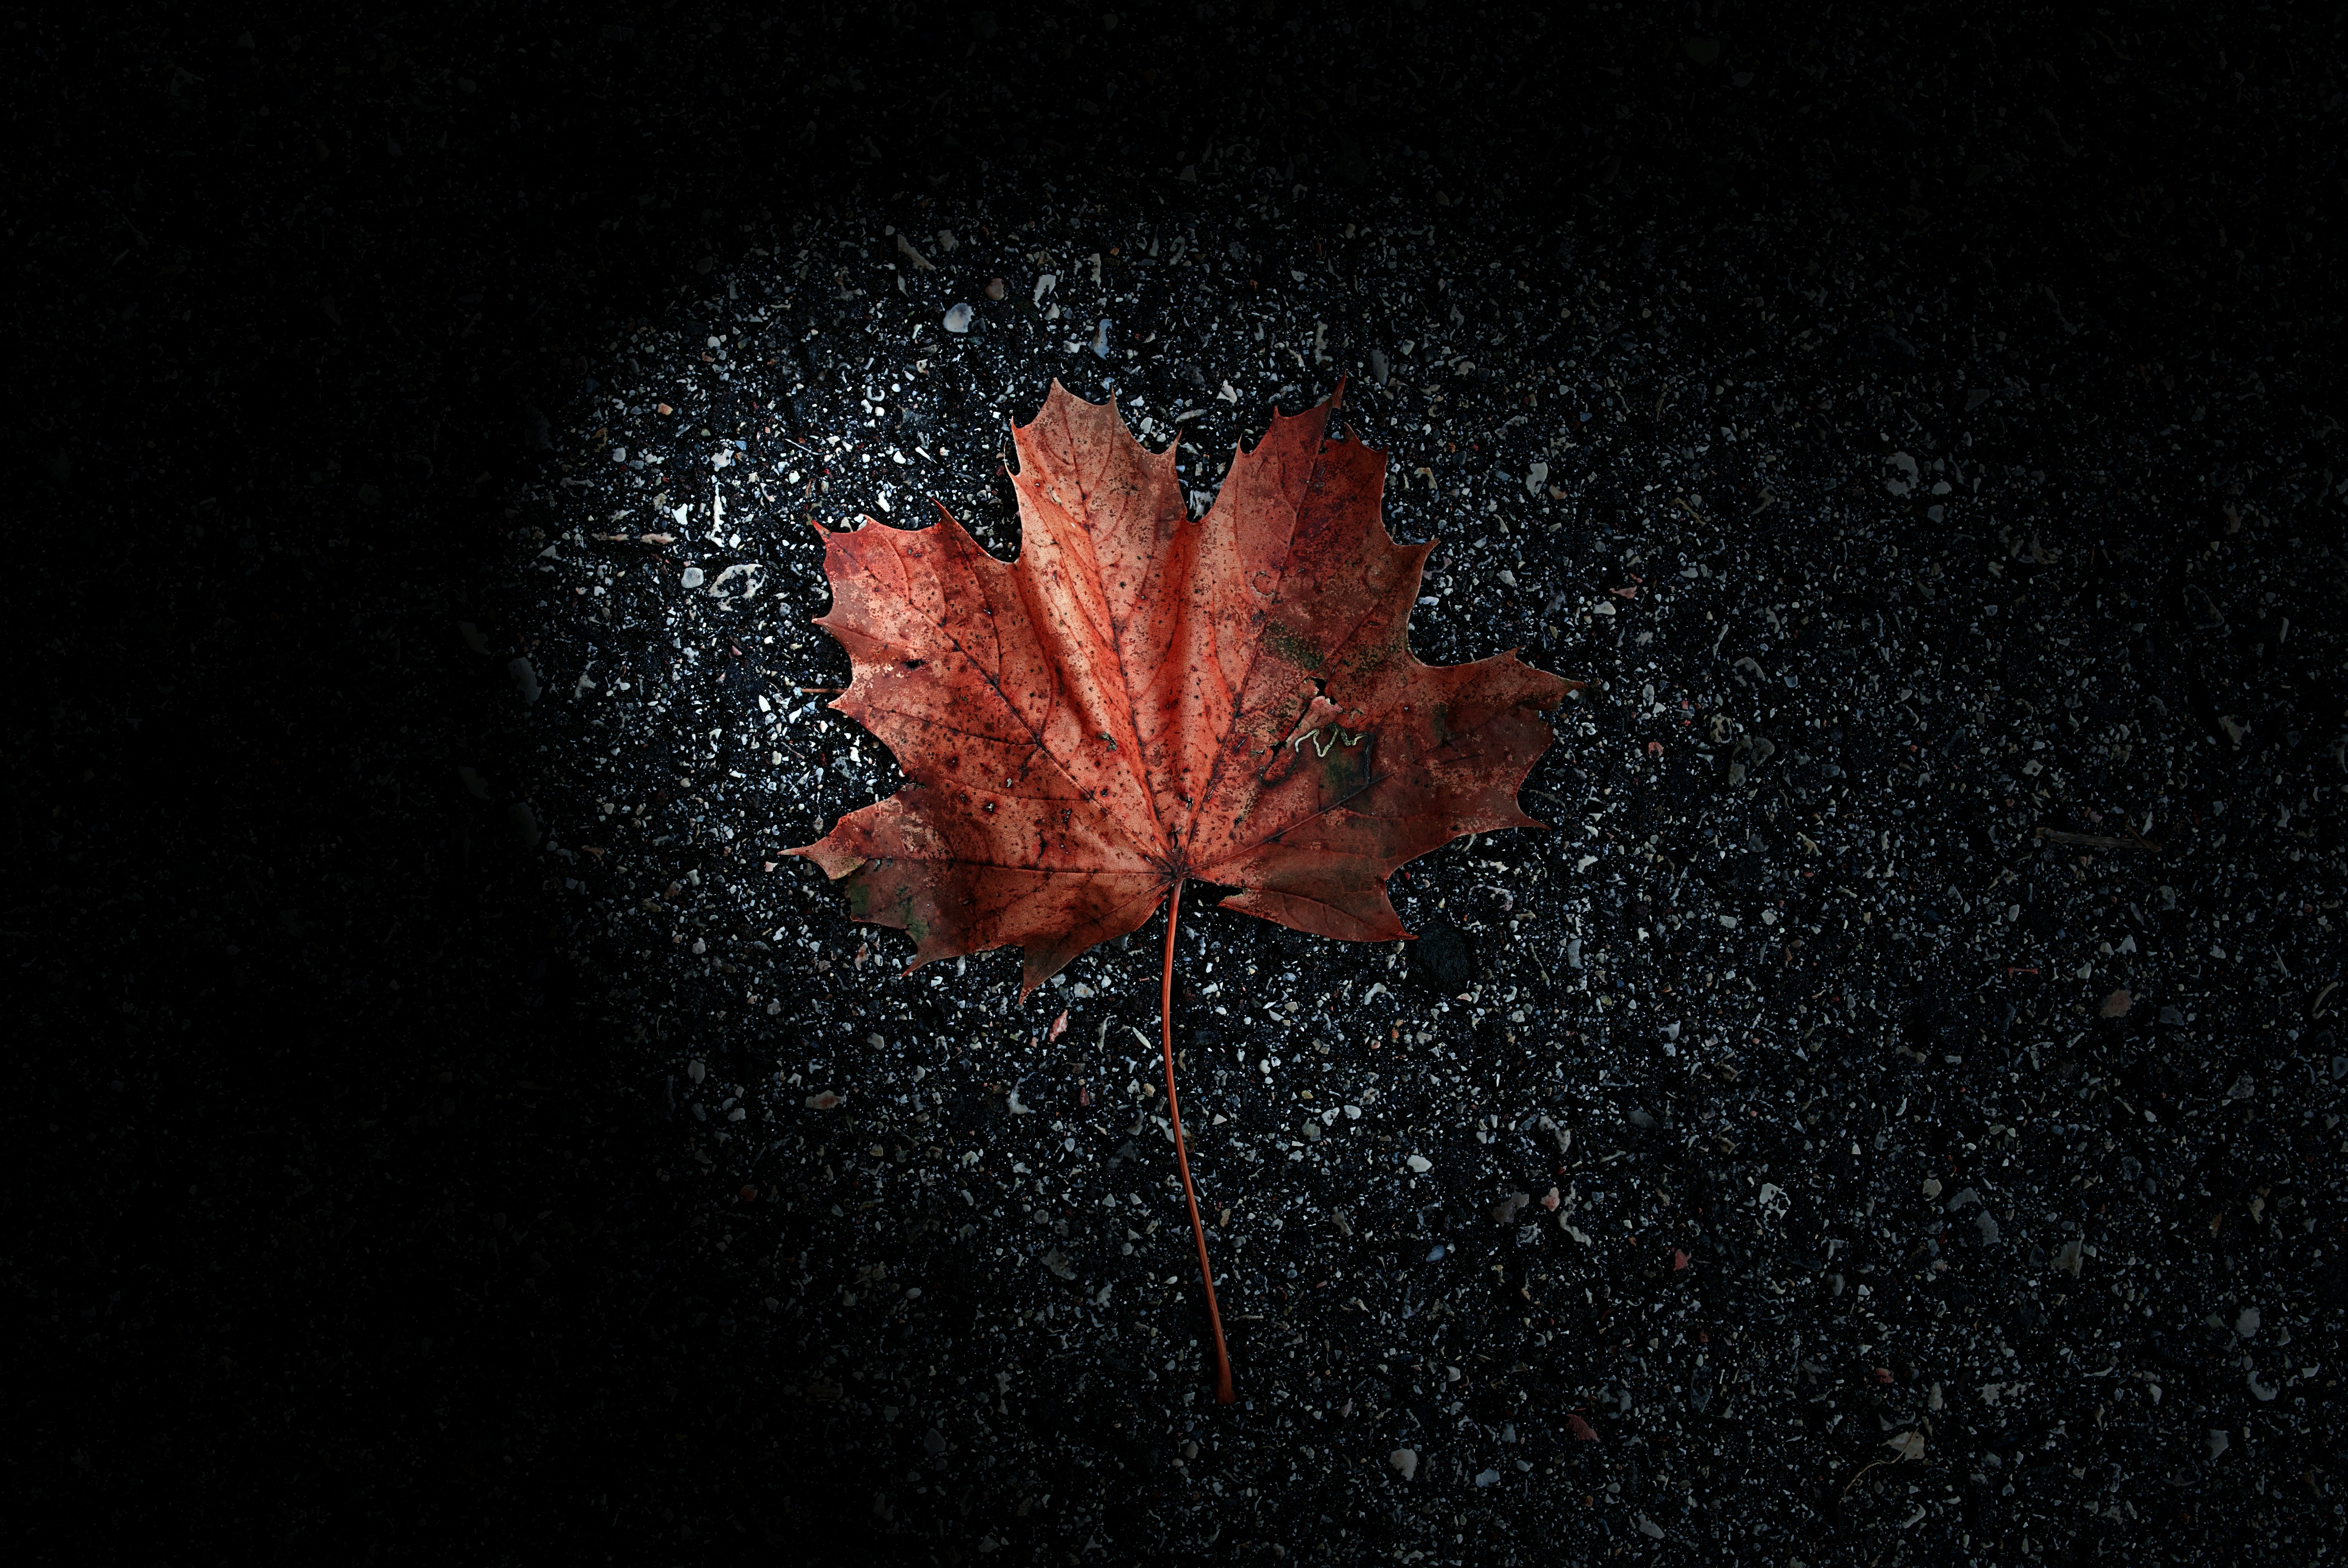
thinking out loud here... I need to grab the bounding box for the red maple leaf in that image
[791,382,1577,1400]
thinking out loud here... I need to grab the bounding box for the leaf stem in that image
[1161,877,1235,1405]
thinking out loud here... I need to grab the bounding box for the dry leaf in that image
[790,380,1576,1409]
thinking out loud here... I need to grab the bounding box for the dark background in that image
[7,3,2342,1562]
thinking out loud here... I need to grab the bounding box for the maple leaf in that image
[791,381,1575,987]
[790,381,1578,1401]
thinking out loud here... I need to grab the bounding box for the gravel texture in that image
[14,6,2347,1564]
[493,189,2348,1562]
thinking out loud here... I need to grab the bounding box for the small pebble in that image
[704,563,764,602]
